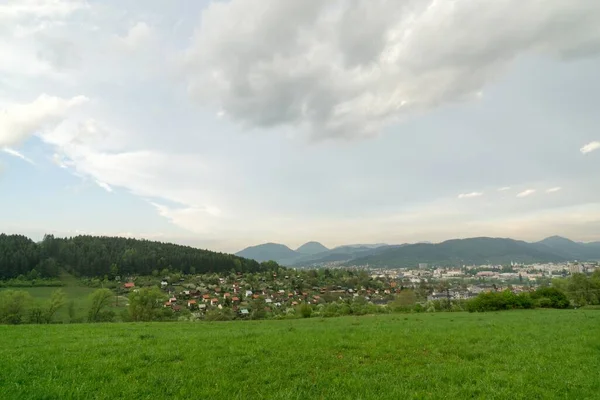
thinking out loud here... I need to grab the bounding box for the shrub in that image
[531,287,569,309]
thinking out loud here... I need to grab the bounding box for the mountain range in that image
[236,236,600,267]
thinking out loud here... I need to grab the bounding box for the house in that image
[245,290,253,297]
[169,297,177,303]
[210,298,219,306]
[160,281,168,288]
[202,294,211,302]
[124,282,135,289]
[187,300,197,308]
[265,298,273,304]
[232,297,240,303]
[240,309,249,316]
[224,292,231,298]
[291,301,298,306]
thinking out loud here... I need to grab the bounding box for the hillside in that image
[296,241,329,255]
[348,237,573,267]
[236,242,396,266]
[534,236,600,261]
[234,236,600,268]
[0,234,268,280]
[235,243,299,264]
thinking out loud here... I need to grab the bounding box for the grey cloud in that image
[184,0,600,139]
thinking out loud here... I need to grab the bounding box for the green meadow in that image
[0,273,127,322]
[1,310,599,399]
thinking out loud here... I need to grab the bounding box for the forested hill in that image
[0,234,274,280]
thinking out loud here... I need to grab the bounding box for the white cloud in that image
[498,187,511,192]
[184,0,600,139]
[546,187,562,193]
[580,141,600,154]
[95,180,113,192]
[0,94,88,147]
[0,0,85,21]
[517,189,536,198]
[117,22,153,49]
[2,147,35,165]
[458,192,483,199]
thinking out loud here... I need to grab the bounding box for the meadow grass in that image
[0,273,127,322]
[1,310,599,399]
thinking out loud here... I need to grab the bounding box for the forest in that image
[0,234,271,280]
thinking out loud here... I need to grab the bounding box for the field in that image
[1,310,599,399]
[0,273,127,322]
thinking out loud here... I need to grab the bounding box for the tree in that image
[299,303,312,318]
[567,273,598,306]
[531,287,569,309]
[109,264,119,280]
[44,289,66,323]
[128,287,166,322]
[250,298,267,320]
[67,300,76,322]
[88,289,114,322]
[0,290,32,324]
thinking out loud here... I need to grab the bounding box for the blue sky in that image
[1,0,599,252]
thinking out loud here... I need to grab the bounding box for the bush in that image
[468,288,569,312]
[531,287,569,309]
[299,303,312,318]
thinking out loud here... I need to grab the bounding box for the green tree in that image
[128,287,166,322]
[0,290,32,324]
[299,303,312,318]
[250,298,267,320]
[44,289,66,323]
[28,305,46,324]
[88,289,114,322]
[67,300,76,322]
[109,264,119,280]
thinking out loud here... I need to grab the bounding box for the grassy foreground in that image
[1,310,599,399]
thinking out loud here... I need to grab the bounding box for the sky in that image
[1,0,600,253]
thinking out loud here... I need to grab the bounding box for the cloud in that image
[498,187,511,192]
[0,94,88,147]
[184,0,600,139]
[0,0,86,22]
[580,141,600,154]
[2,147,35,165]
[546,187,562,193]
[117,22,153,49]
[517,189,536,198]
[95,180,113,192]
[458,192,483,199]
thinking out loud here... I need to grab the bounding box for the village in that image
[117,260,599,318]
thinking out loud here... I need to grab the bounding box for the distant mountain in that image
[235,243,299,264]
[296,241,329,255]
[333,243,389,250]
[237,236,600,267]
[347,237,573,267]
[534,236,600,261]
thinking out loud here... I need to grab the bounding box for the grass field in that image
[0,273,127,322]
[1,310,599,399]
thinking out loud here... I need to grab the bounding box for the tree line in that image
[0,233,273,280]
